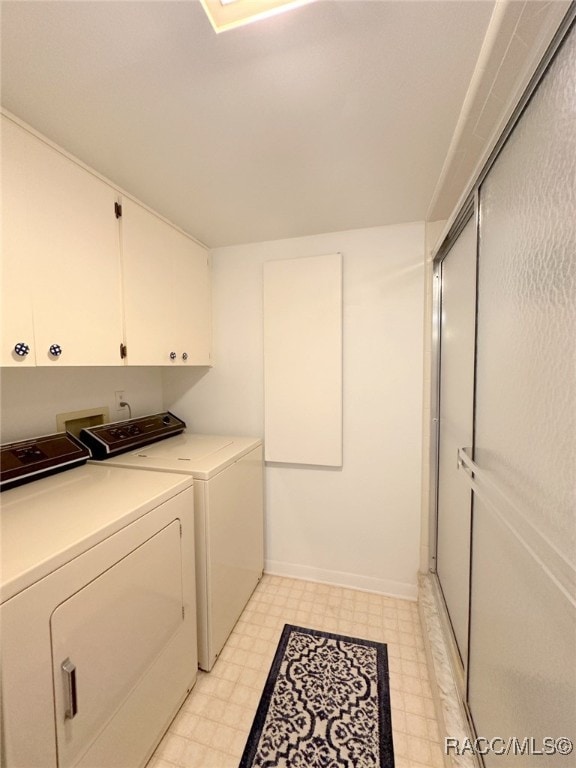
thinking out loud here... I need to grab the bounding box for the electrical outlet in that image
[114,390,125,410]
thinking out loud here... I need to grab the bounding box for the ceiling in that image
[0,1,565,247]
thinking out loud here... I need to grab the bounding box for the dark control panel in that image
[79,412,186,459]
[1,433,91,491]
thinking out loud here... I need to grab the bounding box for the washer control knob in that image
[162,415,171,425]
[182,352,188,361]
[14,342,30,357]
[49,344,63,358]
[169,351,177,360]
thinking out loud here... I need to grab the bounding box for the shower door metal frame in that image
[427,0,576,711]
[428,191,478,706]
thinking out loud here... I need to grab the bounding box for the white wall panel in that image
[263,253,342,466]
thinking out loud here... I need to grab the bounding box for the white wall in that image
[0,367,163,443]
[163,222,425,599]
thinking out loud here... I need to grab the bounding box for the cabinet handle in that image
[61,658,78,719]
[49,344,63,358]
[182,352,188,361]
[14,342,30,357]
[170,351,177,360]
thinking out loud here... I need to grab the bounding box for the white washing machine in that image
[81,413,264,671]
[0,432,197,768]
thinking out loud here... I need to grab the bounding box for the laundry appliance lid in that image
[99,433,262,480]
[133,434,234,462]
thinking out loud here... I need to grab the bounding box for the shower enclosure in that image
[431,10,576,765]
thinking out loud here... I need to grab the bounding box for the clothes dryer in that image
[1,432,197,768]
[81,413,264,671]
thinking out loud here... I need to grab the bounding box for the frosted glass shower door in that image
[436,217,477,666]
[467,23,576,763]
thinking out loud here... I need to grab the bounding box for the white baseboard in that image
[264,559,418,601]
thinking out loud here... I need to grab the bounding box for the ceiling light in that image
[199,0,314,33]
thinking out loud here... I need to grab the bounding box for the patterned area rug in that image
[239,624,395,768]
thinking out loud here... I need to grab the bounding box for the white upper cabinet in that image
[121,198,211,366]
[1,113,211,367]
[1,115,124,367]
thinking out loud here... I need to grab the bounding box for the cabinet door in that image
[121,198,211,366]
[1,117,37,366]
[1,116,124,366]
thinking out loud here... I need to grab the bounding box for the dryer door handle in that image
[62,658,78,719]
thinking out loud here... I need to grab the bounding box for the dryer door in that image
[51,520,184,768]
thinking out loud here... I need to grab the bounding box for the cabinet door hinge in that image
[182,606,185,620]
[120,343,127,359]
[114,202,123,219]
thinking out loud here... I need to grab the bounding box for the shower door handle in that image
[457,446,474,474]
[456,446,575,609]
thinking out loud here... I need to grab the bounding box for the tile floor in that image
[148,574,446,768]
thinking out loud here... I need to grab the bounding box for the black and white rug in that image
[239,624,395,768]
